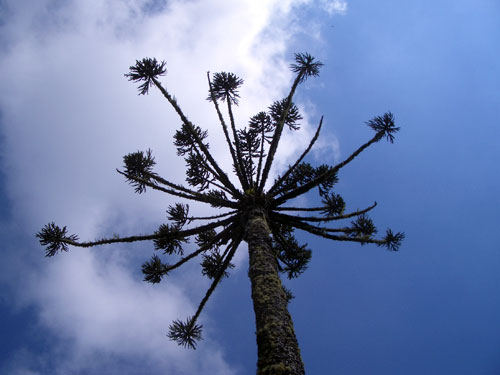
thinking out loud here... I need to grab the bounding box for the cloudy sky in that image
[1,0,499,374]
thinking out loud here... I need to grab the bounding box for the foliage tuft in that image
[201,249,235,279]
[366,112,400,143]
[153,224,188,255]
[205,189,229,207]
[185,152,213,190]
[208,72,244,105]
[174,123,209,156]
[36,223,78,257]
[381,229,405,251]
[167,317,203,349]
[195,229,220,250]
[290,52,323,82]
[321,192,346,216]
[350,214,377,241]
[274,226,312,279]
[269,99,302,131]
[282,285,295,304]
[123,149,157,193]
[142,254,169,283]
[276,163,338,197]
[125,58,166,95]
[167,203,190,227]
[249,112,274,143]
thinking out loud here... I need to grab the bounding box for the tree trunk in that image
[245,207,305,375]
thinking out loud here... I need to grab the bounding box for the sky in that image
[0,0,499,374]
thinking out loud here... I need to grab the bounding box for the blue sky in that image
[1,0,499,374]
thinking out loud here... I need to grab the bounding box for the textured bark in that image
[245,207,305,375]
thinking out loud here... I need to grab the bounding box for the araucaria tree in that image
[37,53,403,375]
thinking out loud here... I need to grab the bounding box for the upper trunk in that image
[245,207,305,375]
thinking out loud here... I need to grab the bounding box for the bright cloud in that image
[321,0,348,15]
[0,0,346,373]
[18,250,233,375]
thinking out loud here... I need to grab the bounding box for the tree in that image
[37,53,403,375]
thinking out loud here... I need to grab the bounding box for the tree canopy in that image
[37,53,403,371]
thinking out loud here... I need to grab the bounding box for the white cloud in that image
[321,0,348,15]
[19,250,233,375]
[0,0,340,373]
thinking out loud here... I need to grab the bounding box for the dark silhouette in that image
[37,53,403,375]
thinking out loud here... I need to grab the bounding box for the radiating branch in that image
[227,99,249,190]
[258,53,323,193]
[187,210,238,222]
[38,216,237,255]
[175,215,238,239]
[191,231,243,323]
[257,78,303,193]
[268,116,323,196]
[118,170,216,205]
[168,229,243,349]
[119,170,238,208]
[206,71,249,188]
[185,143,233,194]
[274,202,377,222]
[273,206,324,212]
[272,132,382,206]
[207,72,247,190]
[144,171,215,198]
[201,179,233,195]
[251,112,273,187]
[272,212,384,246]
[272,212,403,251]
[255,128,266,187]
[170,224,236,271]
[151,77,242,198]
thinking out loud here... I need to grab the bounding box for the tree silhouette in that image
[37,53,403,375]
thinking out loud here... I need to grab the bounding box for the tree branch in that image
[255,127,266,188]
[272,132,383,206]
[268,116,323,196]
[63,215,238,249]
[255,113,269,187]
[190,229,243,325]
[163,222,237,274]
[121,170,239,208]
[227,99,249,190]
[272,212,385,246]
[207,72,247,190]
[257,72,304,193]
[187,143,234,195]
[144,171,215,197]
[274,202,377,222]
[151,77,242,198]
[187,210,238,222]
[119,169,223,205]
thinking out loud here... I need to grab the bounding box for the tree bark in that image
[245,207,305,375]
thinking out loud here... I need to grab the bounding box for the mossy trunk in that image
[245,207,305,375]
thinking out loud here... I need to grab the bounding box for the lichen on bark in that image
[245,207,305,375]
